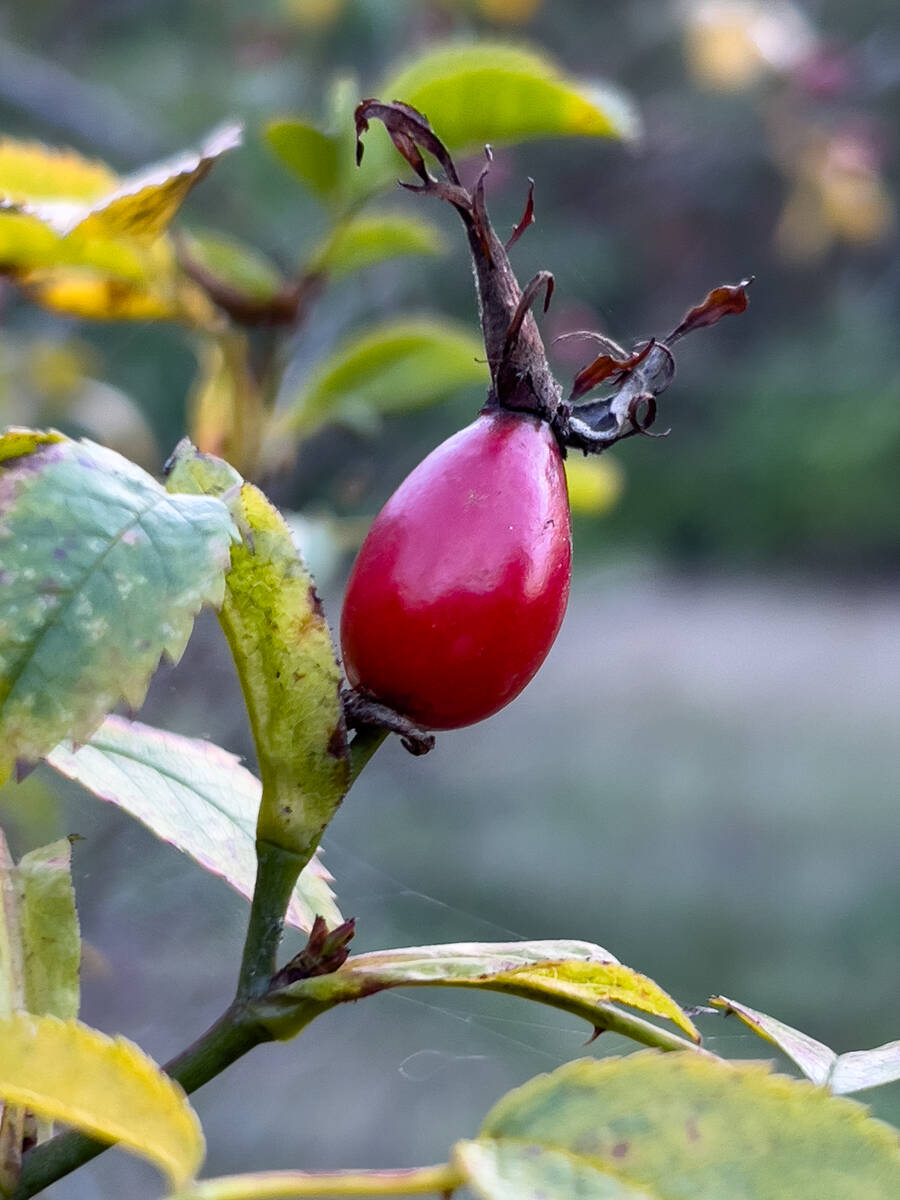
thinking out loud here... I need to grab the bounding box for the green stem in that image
[236,840,306,1002]
[12,1006,271,1200]
[349,727,388,785]
[179,1162,462,1200]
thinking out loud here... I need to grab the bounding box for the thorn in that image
[502,271,555,360]
[505,178,535,251]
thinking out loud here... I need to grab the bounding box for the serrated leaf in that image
[467,1052,900,1199]
[456,1139,652,1200]
[276,317,487,436]
[8,124,242,241]
[258,939,698,1044]
[309,213,446,279]
[165,444,349,863]
[353,42,638,197]
[46,716,340,932]
[0,1012,204,1187]
[18,838,80,1020]
[711,995,900,1096]
[265,120,340,199]
[0,432,237,784]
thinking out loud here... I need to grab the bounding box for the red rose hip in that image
[340,409,571,730]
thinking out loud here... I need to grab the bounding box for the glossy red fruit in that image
[340,409,571,730]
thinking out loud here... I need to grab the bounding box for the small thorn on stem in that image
[506,178,535,250]
[502,271,555,361]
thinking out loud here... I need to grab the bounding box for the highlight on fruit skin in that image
[340,409,571,731]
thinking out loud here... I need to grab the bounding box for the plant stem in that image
[236,840,306,1003]
[349,727,388,784]
[11,1005,271,1200]
[179,1162,463,1200]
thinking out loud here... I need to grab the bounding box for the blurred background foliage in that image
[1,0,899,1192]
[0,0,897,565]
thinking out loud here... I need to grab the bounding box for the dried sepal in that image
[666,278,753,344]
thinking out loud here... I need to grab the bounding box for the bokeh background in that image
[1,0,899,1194]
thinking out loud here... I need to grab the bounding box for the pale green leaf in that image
[710,995,836,1087]
[264,120,340,200]
[165,444,349,862]
[353,42,639,196]
[474,1052,900,1199]
[258,939,698,1044]
[456,1139,654,1200]
[831,1043,900,1097]
[711,995,900,1096]
[0,431,238,783]
[46,716,340,932]
[0,1012,204,1187]
[18,838,80,1019]
[309,213,447,279]
[0,831,23,1019]
[276,317,487,436]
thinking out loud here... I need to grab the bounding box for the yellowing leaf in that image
[274,317,487,438]
[309,213,447,279]
[258,939,698,1044]
[23,269,179,321]
[0,432,238,783]
[47,716,340,932]
[18,839,80,1020]
[165,444,349,863]
[0,139,117,204]
[470,1052,900,1199]
[0,1012,204,1187]
[0,427,64,464]
[187,333,264,474]
[12,124,242,241]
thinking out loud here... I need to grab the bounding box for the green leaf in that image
[466,1052,900,1199]
[0,1012,204,1187]
[308,213,447,279]
[456,1139,652,1200]
[165,443,349,863]
[353,42,638,196]
[181,231,287,304]
[264,120,340,200]
[258,939,699,1044]
[18,838,80,1020]
[711,995,900,1096]
[46,716,340,932]
[0,431,238,783]
[275,317,487,436]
